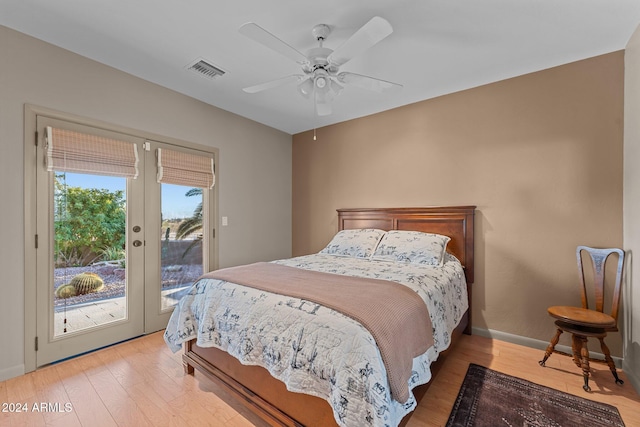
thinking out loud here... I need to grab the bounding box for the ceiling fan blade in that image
[239,22,309,65]
[328,16,393,67]
[315,91,332,116]
[243,75,304,93]
[337,72,402,93]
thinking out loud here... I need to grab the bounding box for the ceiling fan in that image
[239,16,402,116]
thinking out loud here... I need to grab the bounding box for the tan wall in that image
[624,24,640,391]
[0,25,292,380]
[293,52,624,354]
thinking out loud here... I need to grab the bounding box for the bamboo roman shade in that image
[45,126,139,178]
[156,148,215,189]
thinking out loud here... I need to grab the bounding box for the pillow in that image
[372,230,450,266]
[319,229,386,258]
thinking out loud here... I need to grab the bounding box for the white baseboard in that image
[471,327,623,368]
[0,364,25,382]
[622,359,640,393]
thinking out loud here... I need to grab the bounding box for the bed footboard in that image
[183,339,335,426]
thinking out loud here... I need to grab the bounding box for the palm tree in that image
[176,188,202,259]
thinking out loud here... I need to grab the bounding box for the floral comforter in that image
[164,253,468,427]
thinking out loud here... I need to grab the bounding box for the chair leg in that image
[571,334,583,368]
[598,337,624,385]
[539,328,563,366]
[577,335,591,392]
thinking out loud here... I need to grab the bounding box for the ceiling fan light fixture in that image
[297,79,314,98]
[315,75,327,89]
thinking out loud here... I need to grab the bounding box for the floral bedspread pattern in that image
[164,253,468,427]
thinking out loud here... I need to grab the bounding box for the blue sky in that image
[61,173,200,219]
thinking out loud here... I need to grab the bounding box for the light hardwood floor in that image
[1,332,638,426]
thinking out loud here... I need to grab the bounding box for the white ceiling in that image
[2,1,640,135]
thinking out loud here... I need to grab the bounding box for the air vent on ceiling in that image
[186,58,226,79]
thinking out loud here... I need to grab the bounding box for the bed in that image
[164,206,475,427]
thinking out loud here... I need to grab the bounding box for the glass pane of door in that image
[160,184,204,311]
[53,172,128,336]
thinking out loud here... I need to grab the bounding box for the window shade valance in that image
[45,126,139,178]
[156,148,215,189]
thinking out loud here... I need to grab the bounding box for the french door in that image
[33,115,215,366]
[143,139,215,333]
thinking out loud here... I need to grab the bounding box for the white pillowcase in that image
[372,230,451,266]
[320,229,386,258]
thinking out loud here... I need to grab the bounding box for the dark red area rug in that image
[446,363,625,427]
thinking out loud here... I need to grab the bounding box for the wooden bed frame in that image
[182,206,476,426]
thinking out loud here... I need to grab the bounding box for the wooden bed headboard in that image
[337,206,475,285]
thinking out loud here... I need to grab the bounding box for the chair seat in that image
[553,320,609,337]
[548,305,616,329]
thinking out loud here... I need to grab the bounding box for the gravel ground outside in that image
[53,264,202,308]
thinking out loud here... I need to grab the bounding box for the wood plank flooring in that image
[1,332,638,426]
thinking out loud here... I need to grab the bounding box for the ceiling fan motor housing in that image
[305,47,335,73]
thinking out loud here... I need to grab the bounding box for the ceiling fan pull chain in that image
[312,96,317,141]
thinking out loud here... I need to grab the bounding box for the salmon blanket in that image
[203,261,434,403]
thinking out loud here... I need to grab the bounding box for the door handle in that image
[133,240,143,247]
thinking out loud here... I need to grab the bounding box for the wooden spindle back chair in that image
[539,246,625,392]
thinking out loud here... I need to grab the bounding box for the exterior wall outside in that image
[0,25,292,381]
[292,52,625,357]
